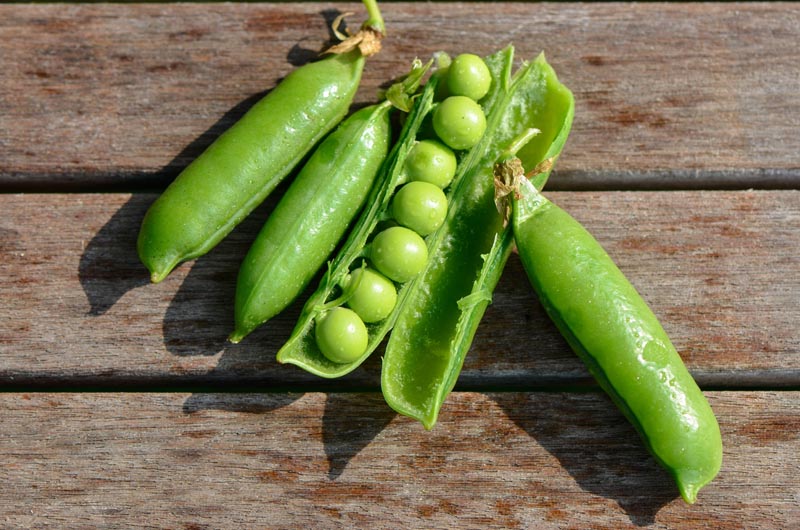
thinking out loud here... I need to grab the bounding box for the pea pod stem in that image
[362,0,385,34]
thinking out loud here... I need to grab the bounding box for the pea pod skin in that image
[381,50,574,430]
[512,182,722,504]
[230,102,392,343]
[138,50,365,283]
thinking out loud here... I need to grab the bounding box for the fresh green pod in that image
[512,180,722,504]
[381,49,575,429]
[230,102,392,343]
[137,1,384,283]
[276,72,440,377]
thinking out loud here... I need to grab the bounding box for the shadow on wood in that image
[492,392,677,526]
[286,9,345,66]
[77,85,274,318]
[323,393,397,480]
[160,206,263,358]
[78,195,152,316]
[179,393,396,482]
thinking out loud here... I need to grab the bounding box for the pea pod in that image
[381,49,575,429]
[137,1,384,283]
[229,101,392,343]
[511,178,722,504]
[275,69,440,377]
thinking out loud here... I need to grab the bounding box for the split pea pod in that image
[511,179,722,504]
[229,101,392,343]
[381,49,575,429]
[137,1,384,283]
[276,66,440,377]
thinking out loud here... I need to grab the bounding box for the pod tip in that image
[678,483,698,505]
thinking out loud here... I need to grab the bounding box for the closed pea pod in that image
[137,1,384,283]
[230,101,392,343]
[510,176,722,504]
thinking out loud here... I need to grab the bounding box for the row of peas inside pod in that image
[275,44,576,393]
[315,53,493,364]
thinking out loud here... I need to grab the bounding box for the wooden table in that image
[2,2,798,528]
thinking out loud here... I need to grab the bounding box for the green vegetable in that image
[404,139,457,189]
[392,181,448,236]
[381,49,575,429]
[432,95,487,150]
[511,179,722,504]
[315,307,369,364]
[137,0,384,283]
[345,267,397,323]
[370,226,429,283]
[230,101,392,343]
[447,53,492,101]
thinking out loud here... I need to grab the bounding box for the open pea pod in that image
[276,69,440,377]
[381,49,575,429]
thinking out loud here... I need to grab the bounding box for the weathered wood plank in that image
[1,3,799,190]
[1,391,797,528]
[2,190,797,387]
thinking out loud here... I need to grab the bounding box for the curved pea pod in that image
[229,101,392,343]
[512,181,722,504]
[380,49,575,429]
[137,2,384,283]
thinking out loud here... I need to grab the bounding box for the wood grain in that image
[2,3,797,525]
[1,391,797,529]
[2,190,797,388]
[1,3,799,190]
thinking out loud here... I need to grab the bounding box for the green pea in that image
[345,267,397,323]
[447,53,492,101]
[512,179,722,505]
[370,226,428,283]
[137,0,385,283]
[315,308,369,364]
[432,96,487,150]
[392,181,448,236]
[405,139,457,189]
[230,102,392,343]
